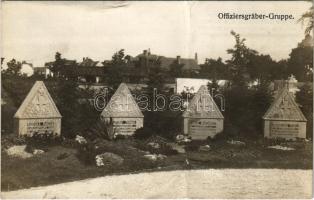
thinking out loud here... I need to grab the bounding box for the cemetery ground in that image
[1,133,312,191]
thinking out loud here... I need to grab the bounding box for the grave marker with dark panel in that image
[14,81,62,136]
[100,83,144,136]
[182,85,224,140]
[263,88,307,139]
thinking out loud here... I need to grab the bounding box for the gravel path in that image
[2,169,312,199]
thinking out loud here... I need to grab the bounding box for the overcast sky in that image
[2,1,312,68]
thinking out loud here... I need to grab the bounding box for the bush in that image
[135,139,178,155]
[1,134,26,149]
[133,127,155,140]
[25,132,62,152]
[83,120,115,141]
[76,141,97,165]
[143,110,182,140]
[222,82,272,138]
[296,83,313,139]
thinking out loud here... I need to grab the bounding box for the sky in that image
[1,1,312,69]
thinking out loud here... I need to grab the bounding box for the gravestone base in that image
[183,118,223,140]
[103,117,143,136]
[15,118,61,137]
[264,120,306,139]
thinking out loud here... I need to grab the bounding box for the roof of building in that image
[101,83,144,118]
[136,50,200,71]
[70,66,105,76]
[14,81,61,119]
[79,57,99,67]
[159,56,200,71]
[183,85,224,119]
[263,87,307,121]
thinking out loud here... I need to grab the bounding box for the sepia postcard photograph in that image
[0,0,313,199]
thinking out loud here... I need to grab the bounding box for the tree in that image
[298,6,313,35]
[145,58,163,96]
[105,49,128,90]
[169,60,184,78]
[52,78,81,138]
[200,57,228,79]
[296,83,313,138]
[2,59,22,76]
[247,54,282,83]
[226,31,258,86]
[249,80,272,133]
[287,35,313,82]
[49,52,64,76]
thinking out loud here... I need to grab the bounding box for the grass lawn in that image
[1,135,312,191]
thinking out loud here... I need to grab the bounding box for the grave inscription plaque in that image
[101,83,144,136]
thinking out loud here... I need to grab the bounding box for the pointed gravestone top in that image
[14,81,61,119]
[101,83,143,118]
[263,88,306,121]
[183,85,224,119]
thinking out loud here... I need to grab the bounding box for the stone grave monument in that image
[183,85,224,140]
[100,83,143,136]
[263,87,307,139]
[14,81,62,137]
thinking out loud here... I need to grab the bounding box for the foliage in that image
[287,37,313,82]
[134,139,178,155]
[25,132,62,152]
[104,49,130,90]
[296,83,313,138]
[169,60,184,77]
[223,80,272,137]
[49,52,63,74]
[143,109,182,140]
[47,78,99,138]
[200,57,229,79]
[145,58,164,95]
[133,127,156,139]
[2,59,22,76]
[76,140,97,165]
[248,54,285,82]
[249,81,273,132]
[298,6,314,35]
[226,31,258,86]
[83,120,115,141]
[1,134,26,149]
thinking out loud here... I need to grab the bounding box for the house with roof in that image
[43,49,200,87]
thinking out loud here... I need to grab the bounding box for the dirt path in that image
[2,169,312,199]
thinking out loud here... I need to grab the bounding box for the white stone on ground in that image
[267,145,295,151]
[6,145,33,159]
[227,140,246,146]
[75,135,87,144]
[33,149,45,155]
[95,152,124,167]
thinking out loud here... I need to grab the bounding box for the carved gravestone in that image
[263,87,307,139]
[183,85,224,140]
[100,83,143,136]
[14,81,62,137]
